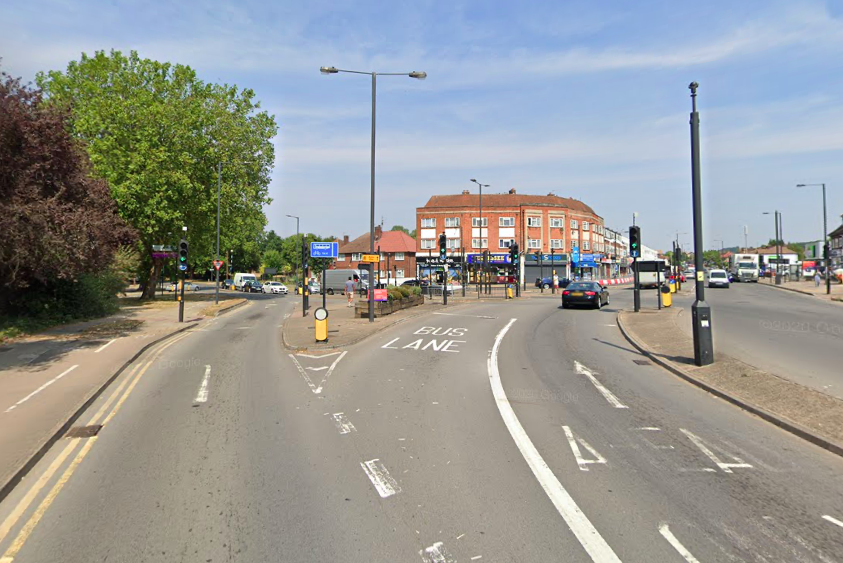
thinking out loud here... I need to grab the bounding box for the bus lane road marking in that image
[381,326,468,353]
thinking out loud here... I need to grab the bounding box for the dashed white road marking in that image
[659,523,701,563]
[489,319,622,562]
[4,365,79,413]
[419,542,455,563]
[360,459,401,498]
[194,365,211,404]
[332,413,356,434]
[563,425,607,471]
[823,515,843,528]
[638,427,661,431]
[680,429,752,473]
[471,556,483,561]
[575,361,628,409]
[94,338,118,353]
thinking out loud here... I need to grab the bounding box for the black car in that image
[535,276,571,289]
[401,279,430,287]
[561,281,609,309]
[241,280,262,293]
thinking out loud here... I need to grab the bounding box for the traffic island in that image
[617,307,843,457]
[354,295,424,318]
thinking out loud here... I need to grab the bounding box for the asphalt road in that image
[668,282,843,399]
[1,289,842,562]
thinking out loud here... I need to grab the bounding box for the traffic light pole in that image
[633,257,640,312]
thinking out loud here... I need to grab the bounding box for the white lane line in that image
[94,338,117,353]
[432,312,497,319]
[659,523,701,563]
[680,429,752,473]
[488,319,622,562]
[419,542,455,563]
[563,425,607,471]
[823,515,843,528]
[194,365,211,404]
[638,427,661,431]
[574,361,628,409]
[4,365,79,413]
[332,413,356,434]
[471,556,483,561]
[360,459,401,498]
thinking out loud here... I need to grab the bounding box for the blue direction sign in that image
[310,241,338,259]
[571,247,580,264]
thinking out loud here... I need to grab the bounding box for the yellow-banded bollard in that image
[661,285,672,307]
[314,307,328,342]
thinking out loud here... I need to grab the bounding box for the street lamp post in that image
[320,66,427,323]
[688,82,714,366]
[762,211,782,284]
[470,179,489,293]
[287,214,305,317]
[797,183,830,295]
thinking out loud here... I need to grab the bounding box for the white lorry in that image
[730,254,760,282]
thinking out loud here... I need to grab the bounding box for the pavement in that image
[0,294,248,502]
[618,305,843,456]
[2,287,843,562]
[757,276,843,302]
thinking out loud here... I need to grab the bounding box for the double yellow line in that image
[0,330,194,562]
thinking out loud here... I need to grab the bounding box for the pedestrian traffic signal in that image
[179,239,189,264]
[629,226,641,258]
[439,232,447,259]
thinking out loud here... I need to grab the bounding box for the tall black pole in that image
[633,256,640,312]
[215,162,221,305]
[774,211,782,285]
[823,184,830,295]
[368,72,376,323]
[689,82,714,366]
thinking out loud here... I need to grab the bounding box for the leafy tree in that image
[703,250,725,268]
[262,249,284,271]
[0,70,133,313]
[36,50,277,297]
[391,225,416,238]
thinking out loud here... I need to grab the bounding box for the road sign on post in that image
[213,260,224,271]
[310,241,338,258]
[361,254,380,263]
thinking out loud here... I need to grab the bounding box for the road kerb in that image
[616,310,843,459]
[0,300,248,504]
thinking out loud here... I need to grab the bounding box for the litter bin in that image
[661,284,672,307]
[506,285,514,299]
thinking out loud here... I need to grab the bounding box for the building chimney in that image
[343,235,349,244]
[462,190,470,195]
[509,188,517,194]
[547,192,555,197]
[375,225,383,240]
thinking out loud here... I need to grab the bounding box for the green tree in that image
[703,250,724,268]
[391,225,416,238]
[262,249,284,271]
[36,50,277,298]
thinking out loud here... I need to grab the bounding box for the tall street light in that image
[320,65,427,323]
[470,179,489,290]
[797,183,830,295]
[287,214,304,317]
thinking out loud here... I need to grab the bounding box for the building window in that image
[352,253,363,261]
[395,252,405,261]
[337,254,345,261]
[528,239,541,249]
[472,238,488,249]
[571,230,579,240]
[446,238,461,249]
[499,217,515,227]
[582,221,590,231]
[571,219,579,229]
[527,217,541,227]
[550,239,564,249]
[445,217,460,227]
[420,239,435,249]
[550,217,565,228]
[421,218,436,228]
[583,241,590,251]
[499,239,515,249]
[472,217,489,227]
[395,269,404,278]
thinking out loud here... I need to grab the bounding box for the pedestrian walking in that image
[345,276,356,307]
[814,271,821,287]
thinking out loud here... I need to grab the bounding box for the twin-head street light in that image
[320,66,427,322]
[470,179,490,290]
[797,183,830,295]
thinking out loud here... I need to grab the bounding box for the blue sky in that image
[3,0,843,252]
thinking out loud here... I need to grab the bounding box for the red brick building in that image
[334,226,417,282]
[415,189,606,278]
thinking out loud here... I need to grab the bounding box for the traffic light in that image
[510,242,520,265]
[178,239,189,270]
[439,232,447,260]
[629,226,641,258]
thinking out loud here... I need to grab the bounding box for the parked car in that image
[535,276,572,289]
[241,280,262,293]
[166,282,200,292]
[707,269,730,288]
[561,282,610,309]
[308,282,322,295]
[222,279,234,290]
[262,281,288,295]
[401,279,430,287]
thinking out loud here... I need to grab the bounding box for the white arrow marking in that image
[680,429,752,473]
[575,361,628,409]
[659,523,701,563]
[563,425,607,471]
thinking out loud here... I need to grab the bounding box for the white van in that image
[233,272,257,291]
